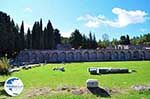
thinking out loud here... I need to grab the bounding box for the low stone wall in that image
[13,49,150,65]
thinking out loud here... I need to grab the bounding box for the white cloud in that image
[77,14,105,28]
[106,8,147,28]
[85,20,100,28]
[61,29,75,37]
[24,7,32,13]
[77,8,148,28]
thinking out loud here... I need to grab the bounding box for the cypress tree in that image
[54,28,61,48]
[27,28,32,49]
[20,21,25,50]
[46,20,54,49]
[39,19,44,49]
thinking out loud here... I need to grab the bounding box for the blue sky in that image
[0,0,150,41]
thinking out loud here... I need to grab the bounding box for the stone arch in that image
[67,52,74,61]
[106,52,111,60]
[48,53,51,62]
[98,52,105,60]
[31,52,37,63]
[23,52,29,62]
[51,52,58,62]
[90,52,97,60]
[133,51,139,59]
[38,52,45,63]
[59,52,66,62]
[120,51,126,60]
[44,53,49,63]
[76,52,82,61]
[141,51,145,60]
[114,52,119,60]
[126,51,132,60]
[84,52,89,61]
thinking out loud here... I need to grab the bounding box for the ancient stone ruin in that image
[11,49,150,65]
[88,67,129,74]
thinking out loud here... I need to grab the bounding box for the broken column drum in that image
[86,79,99,88]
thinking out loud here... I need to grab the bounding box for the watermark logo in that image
[4,77,24,96]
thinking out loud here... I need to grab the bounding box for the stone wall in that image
[13,49,150,65]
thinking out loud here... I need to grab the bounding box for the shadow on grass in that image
[87,87,110,97]
[0,89,11,97]
[90,70,137,76]
[0,81,11,97]
[0,81,5,87]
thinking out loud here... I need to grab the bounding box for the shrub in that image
[0,57,11,75]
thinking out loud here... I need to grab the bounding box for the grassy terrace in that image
[0,61,150,99]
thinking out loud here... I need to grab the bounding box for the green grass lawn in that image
[0,61,150,99]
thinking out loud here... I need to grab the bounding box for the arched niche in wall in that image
[43,52,49,63]
[51,52,58,62]
[127,51,132,60]
[67,52,74,61]
[31,52,37,63]
[141,51,145,60]
[59,52,66,62]
[98,52,105,60]
[90,52,97,60]
[114,52,119,60]
[84,51,89,61]
[133,51,139,59]
[48,53,51,62]
[106,52,112,60]
[39,52,45,63]
[76,52,82,61]
[120,51,126,60]
[22,52,29,62]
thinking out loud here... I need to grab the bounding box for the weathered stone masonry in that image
[14,49,150,64]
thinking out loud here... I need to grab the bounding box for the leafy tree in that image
[61,37,69,44]
[120,35,130,45]
[111,39,119,46]
[69,29,82,49]
[92,34,98,49]
[120,36,126,45]
[82,34,88,49]
[54,29,61,48]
